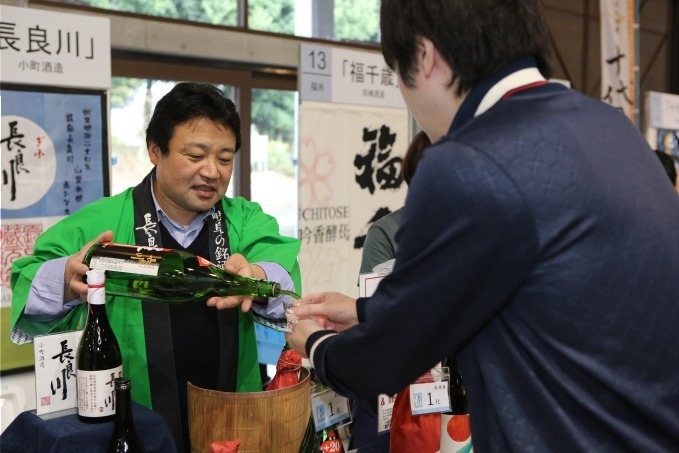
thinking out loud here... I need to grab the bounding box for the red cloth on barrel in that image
[266,349,302,390]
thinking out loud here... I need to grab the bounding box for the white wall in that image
[0,371,36,433]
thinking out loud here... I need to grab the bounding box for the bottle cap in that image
[86,269,106,286]
[114,377,132,390]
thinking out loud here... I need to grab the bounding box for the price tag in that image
[311,388,351,431]
[377,393,396,433]
[409,380,451,415]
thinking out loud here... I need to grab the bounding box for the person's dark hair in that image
[145,82,241,154]
[402,131,431,185]
[380,0,553,96]
[655,150,677,185]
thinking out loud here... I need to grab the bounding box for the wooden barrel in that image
[188,367,311,452]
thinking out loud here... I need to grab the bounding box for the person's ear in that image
[416,36,436,79]
[148,142,161,165]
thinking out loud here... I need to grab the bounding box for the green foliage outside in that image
[267,140,296,178]
[84,0,237,25]
[335,0,380,43]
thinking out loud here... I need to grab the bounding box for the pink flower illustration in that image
[299,138,334,207]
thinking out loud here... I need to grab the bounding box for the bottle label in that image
[439,413,473,453]
[77,366,123,417]
[90,255,160,276]
[320,437,343,453]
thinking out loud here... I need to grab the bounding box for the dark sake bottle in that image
[82,242,296,303]
[108,378,146,453]
[439,356,472,452]
[319,427,345,453]
[76,269,123,422]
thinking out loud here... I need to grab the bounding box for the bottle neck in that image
[86,303,112,327]
[445,356,468,415]
[114,386,134,428]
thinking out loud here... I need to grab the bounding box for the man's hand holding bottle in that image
[65,230,114,303]
[206,253,265,311]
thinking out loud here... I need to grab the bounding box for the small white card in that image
[409,379,451,416]
[311,387,352,431]
[33,330,83,416]
[377,393,397,433]
[359,272,385,298]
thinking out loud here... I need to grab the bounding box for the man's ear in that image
[148,142,161,165]
[417,36,437,79]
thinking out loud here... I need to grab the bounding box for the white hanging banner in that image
[298,102,409,295]
[599,0,637,124]
[0,5,111,89]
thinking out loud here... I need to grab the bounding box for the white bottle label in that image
[77,366,123,417]
[440,413,473,453]
[89,255,160,276]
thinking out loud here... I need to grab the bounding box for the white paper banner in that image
[599,0,637,123]
[298,102,408,295]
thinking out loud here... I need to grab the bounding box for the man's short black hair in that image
[146,82,241,154]
[380,0,553,95]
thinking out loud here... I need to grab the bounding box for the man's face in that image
[149,118,236,224]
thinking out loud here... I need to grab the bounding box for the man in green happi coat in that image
[11,82,301,452]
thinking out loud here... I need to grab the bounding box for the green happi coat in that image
[11,188,302,408]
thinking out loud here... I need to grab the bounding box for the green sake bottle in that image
[82,242,295,303]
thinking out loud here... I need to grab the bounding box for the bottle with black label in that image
[83,242,297,302]
[108,377,146,453]
[76,269,123,421]
[439,356,472,452]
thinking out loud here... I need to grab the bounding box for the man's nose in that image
[199,157,218,179]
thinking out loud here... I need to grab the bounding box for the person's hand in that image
[207,253,264,311]
[285,318,325,358]
[65,230,114,302]
[293,292,358,332]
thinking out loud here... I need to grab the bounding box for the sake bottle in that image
[77,269,123,421]
[319,426,345,453]
[82,242,295,303]
[108,378,146,453]
[439,356,472,452]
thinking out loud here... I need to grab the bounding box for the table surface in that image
[0,402,177,452]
